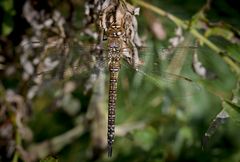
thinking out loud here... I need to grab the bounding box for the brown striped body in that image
[107,59,120,157]
[106,23,124,157]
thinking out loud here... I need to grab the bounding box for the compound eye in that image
[114,25,121,29]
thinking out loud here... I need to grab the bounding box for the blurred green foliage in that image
[0,0,240,162]
[0,0,15,36]
[40,157,58,162]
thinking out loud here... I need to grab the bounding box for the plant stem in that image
[12,125,21,162]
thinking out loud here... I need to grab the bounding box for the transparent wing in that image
[21,37,103,82]
[21,35,218,100]
[124,38,201,100]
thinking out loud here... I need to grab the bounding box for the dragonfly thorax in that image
[109,40,121,51]
[108,48,121,61]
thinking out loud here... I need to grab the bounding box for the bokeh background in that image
[0,0,240,162]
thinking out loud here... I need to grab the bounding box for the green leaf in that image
[2,22,13,36]
[133,127,157,151]
[205,27,234,41]
[225,78,240,111]
[224,100,240,114]
[190,8,208,30]
[226,44,240,63]
[0,0,14,12]
[0,0,15,36]
[40,157,58,162]
[232,78,240,105]
[173,126,193,155]
[222,100,240,124]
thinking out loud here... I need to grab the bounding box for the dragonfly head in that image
[107,24,124,38]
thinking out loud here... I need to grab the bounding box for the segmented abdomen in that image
[107,60,120,157]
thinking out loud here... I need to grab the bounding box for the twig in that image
[12,130,21,162]
[27,121,85,160]
[3,99,22,162]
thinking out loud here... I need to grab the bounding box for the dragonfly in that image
[20,32,216,156]
[19,0,212,157]
[18,0,226,158]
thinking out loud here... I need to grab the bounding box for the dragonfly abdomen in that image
[107,60,120,157]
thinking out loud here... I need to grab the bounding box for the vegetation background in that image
[0,0,240,162]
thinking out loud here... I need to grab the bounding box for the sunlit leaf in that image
[226,44,240,63]
[133,127,157,151]
[205,27,234,41]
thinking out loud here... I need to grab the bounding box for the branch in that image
[27,122,85,160]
